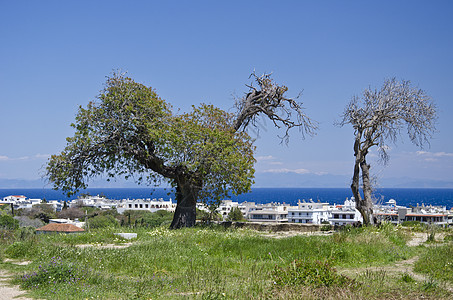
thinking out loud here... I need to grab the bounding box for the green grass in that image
[0,224,451,299]
[414,243,453,283]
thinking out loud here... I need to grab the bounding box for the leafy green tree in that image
[227,207,245,221]
[46,73,255,229]
[0,214,19,230]
[47,72,316,229]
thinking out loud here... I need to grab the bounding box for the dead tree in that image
[234,72,318,143]
[338,78,437,225]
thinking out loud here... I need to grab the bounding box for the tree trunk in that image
[350,134,373,225]
[169,178,199,229]
[360,160,375,225]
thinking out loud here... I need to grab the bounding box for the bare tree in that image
[234,72,318,142]
[338,78,437,225]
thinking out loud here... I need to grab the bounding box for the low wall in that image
[221,221,321,232]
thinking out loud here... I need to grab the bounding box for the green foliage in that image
[5,240,38,259]
[46,72,255,205]
[414,243,453,282]
[444,234,453,242]
[2,225,450,299]
[20,257,86,289]
[320,224,332,231]
[87,215,119,229]
[16,226,37,241]
[401,220,427,231]
[197,206,222,224]
[227,207,245,221]
[400,272,415,283]
[0,214,19,229]
[120,210,173,228]
[272,259,355,288]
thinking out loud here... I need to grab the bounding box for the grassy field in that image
[1,223,453,299]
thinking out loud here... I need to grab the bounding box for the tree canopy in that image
[47,72,255,228]
[339,78,437,224]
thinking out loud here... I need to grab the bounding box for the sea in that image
[1,188,453,209]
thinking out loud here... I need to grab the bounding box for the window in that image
[128,204,132,208]
[145,204,148,208]
[139,204,143,208]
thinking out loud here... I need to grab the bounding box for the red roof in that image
[406,214,446,217]
[36,223,84,232]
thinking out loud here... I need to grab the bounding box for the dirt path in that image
[340,232,453,293]
[0,270,33,300]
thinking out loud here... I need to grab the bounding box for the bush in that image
[87,214,119,229]
[0,214,19,229]
[321,224,332,231]
[227,207,245,222]
[272,259,355,288]
[5,240,38,259]
[16,226,36,241]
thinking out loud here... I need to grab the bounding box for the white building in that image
[217,200,239,219]
[1,195,44,210]
[247,203,290,223]
[2,195,27,203]
[375,200,451,226]
[287,200,332,224]
[329,197,363,226]
[117,198,176,214]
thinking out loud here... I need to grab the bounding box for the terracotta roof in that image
[406,214,446,217]
[36,223,84,232]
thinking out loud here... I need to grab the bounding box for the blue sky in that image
[1,0,452,188]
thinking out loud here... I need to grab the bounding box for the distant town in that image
[2,194,451,227]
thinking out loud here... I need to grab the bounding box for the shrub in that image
[272,259,355,288]
[320,224,332,232]
[0,214,19,229]
[16,226,36,241]
[5,240,38,259]
[227,207,245,222]
[86,214,119,229]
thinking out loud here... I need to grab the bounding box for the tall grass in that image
[414,243,453,283]
[0,224,450,299]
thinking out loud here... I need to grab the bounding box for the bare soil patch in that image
[0,270,33,300]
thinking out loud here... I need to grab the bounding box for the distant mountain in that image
[1,174,452,189]
[0,177,161,189]
[0,178,49,189]
[253,172,453,189]
[253,172,351,188]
